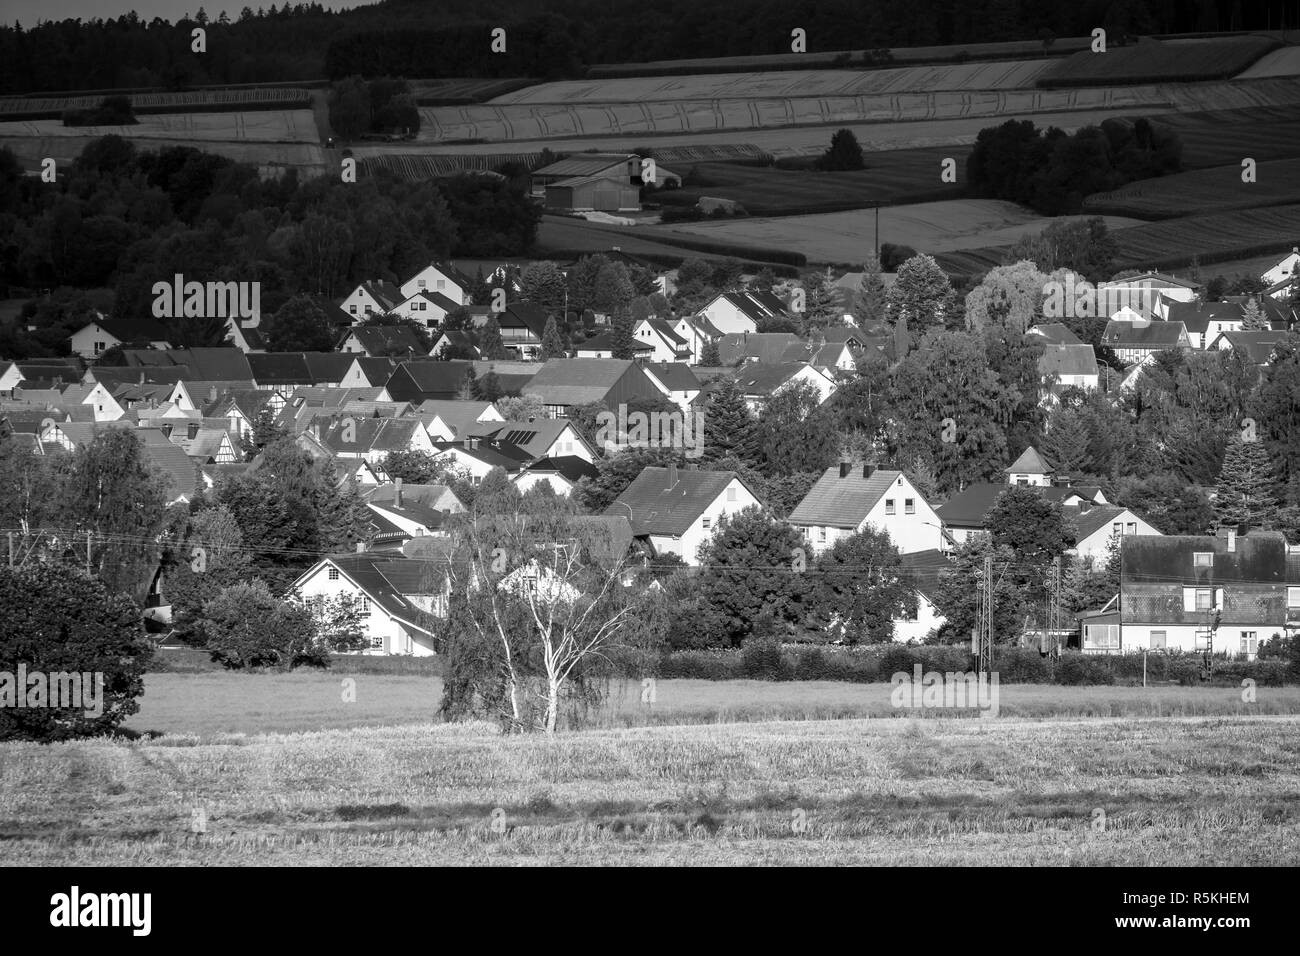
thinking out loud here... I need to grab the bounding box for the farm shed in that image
[544,174,641,212]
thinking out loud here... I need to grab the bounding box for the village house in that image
[291,550,444,655]
[607,463,764,565]
[1079,529,1299,660]
[1038,343,1099,397]
[1207,329,1289,365]
[1026,322,1084,346]
[431,435,533,481]
[339,356,400,390]
[470,302,549,359]
[1164,300,1246,350]
[697,291,792,335]
[68,314,172,359]
[466,417,597,464]
[383,360,475,404]
[390,290,460,327]
[523,358,663,418]
[511,456,599,497]
[573,330,654,360]
[338,280,403,320]
[1260,247,1300,287]
[429,330,480,359]
[1101,318,1191,365]
[894,549,951,643]
[400,262,472,305]
[416,399,504,441]
[631,317,695,362]
[733,362,836,413]
[787,464,946,556]
[718,332,804,366]
[337,325,426,358]
[317,415,436,465]
[641,361,702,412]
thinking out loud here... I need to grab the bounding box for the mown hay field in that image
[1084,158,1300,218]
[492,60,1059,106]
[647,200,1145,265]
[535,215,800,268]
[1039,35,1279,87]
[1159,104,1300,168]
[418,84,1173,144]
[3,714,1297,865]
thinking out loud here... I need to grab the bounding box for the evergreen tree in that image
[478,314,506,360]
[702,378,758,467]
[1043,406,1091,476]
[1214,439,1281,529]
[469,267,491,306]
[701,340,722,366]
[1242,296,1267,331]
[818,128,865,171]
[854,253,887,325]
[521,260,567,316]
[540,315,566,359]
[473,370,504,401]
[801,269,838,329]
[611,311,637,360]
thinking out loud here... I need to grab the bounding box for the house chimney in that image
[666,462,678,488]
[1227,527,1237,552]
[208,386,217,403]
[839,461,850,478]
[355,542,365,553]
[139,372,145,385]
[187,422,200,440]
[394,476,403,508]
[862,464,876,479]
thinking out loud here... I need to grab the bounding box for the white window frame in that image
[885,499,896,516]
[1194,552,1213,568]
[1150,630,1166,650]
[904,498,915,515]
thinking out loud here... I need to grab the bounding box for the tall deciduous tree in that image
[886,253,952,329]
[812,527,914,644]
[963,260,1048,334]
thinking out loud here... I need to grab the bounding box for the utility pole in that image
[976,554,993,675]
[7,532,12,568]
[86,531,92,577]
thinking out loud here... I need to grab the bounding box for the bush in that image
[0,563,153,741]
[199,580,330,670]
[1052,652,1116,686]
[741,638,793,680]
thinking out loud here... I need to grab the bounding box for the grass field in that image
[0,109,318,142]
[3,712,1297,865]
[1236,46,1300,78]
[647,200,1145,265]
[1160,104,1300,168]
[656,147,970,214]
[492,61,1059,106]
[0,88,311,120]
[1039,35,1279,87]
[936,202,1300,275]
[535,214,801,268]
[118,672,1300,738]
[412,77,535,105]
[1084,158,1300,218]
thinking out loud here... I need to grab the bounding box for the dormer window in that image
[1194,552,1213,568]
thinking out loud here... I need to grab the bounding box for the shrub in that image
[741,638,793,680]
[1053,652,1116,686]
[199,580,329,670]
[0,563,153,741]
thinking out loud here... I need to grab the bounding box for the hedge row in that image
[608,643,1298,686]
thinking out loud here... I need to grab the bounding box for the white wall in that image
[646,477,761,565]
[700,297,758,335]
[294,562,435,656]
[892,591,945,643]
[1074,511,1161,564]
[401,265,467,304]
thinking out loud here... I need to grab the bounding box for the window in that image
[817,528,827,543]
[418,279,426,287]
[1195,628,1211,651]
[726,487,737,502]
[1195,588,1213,610]
[359,598,371,617]
[1289,586,1300,609]
[1194,552,1213,568]
[1113,522,1123,535]
[1126,522,1136,535]
[1016,479,1028,486]
[436,279,445,289]
[369,635,384,650]
[349,305,357,314]
[328,567,340,580]
[1084,624,1119,649]
[905,498,915,515]
[1240,631,1258,655]
[94,341,105,354]
[885,499,896,515]
[1150,631,1166,650]
[702,517,711,530]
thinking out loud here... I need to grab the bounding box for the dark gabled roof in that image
[348,356,400,385]
[1028,322,1083,345]
[718,332,803,366]
[321,417,421,454]
[1073,505,1131,542]
[519,455,599,483]
[301,352,356,385]
[385,360,473,401]
[933,483,1007,528]
[247,352,313,386]
[432,439,532,472]
[1101,320,1188,347]
[142,438,204,501]
[1165,300,1245,334]
[468,418,585,460]
[471,302,549,338]
[900,549,951,601]
[87,366,192,387]
[403,289,460,312]
[1214,330,1288,364]
[87,314,171,343]
[12,363,84,384]
[341,325,426,356]
[642,361,701,392]
[1038,344,1098,379]
[167,348,253,381]
[734,362,807,396]
[524,358,642,407]
[787,466,906,528]
[645,318,688,347]
[576,330,653,353]
[367,482,459,510]
[532,153,634,178]
[1122,534,1288,584]
[348,280,403,312]
[712,291,775,324]
[749,290,792,316]
[367,498,447,532]
[416,399,496,437]
[609,466,754,536]
[17,357,82,370]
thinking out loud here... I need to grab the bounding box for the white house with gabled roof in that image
[787,464,945,556]
[400,263,470,305]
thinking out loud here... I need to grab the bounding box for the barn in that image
[532,153,643,212]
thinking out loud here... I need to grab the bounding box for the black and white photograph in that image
[0,0,1295,912]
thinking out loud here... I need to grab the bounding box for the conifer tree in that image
[478,314,506,360]
[1214,439,1281,529]
[540,315,566,359]
[854,253,887,325]
[702,378,758,467]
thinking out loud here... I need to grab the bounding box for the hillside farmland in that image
[1084,158,1300,218]
[492,60,1059,105]
[646,200,1145,265]
[935,203,1300,276]
[0,87,311,120]
[1236,46,1300,78]
[535,215,801,269]
[1158,104,1300,168]
[1039,35,1279,86]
